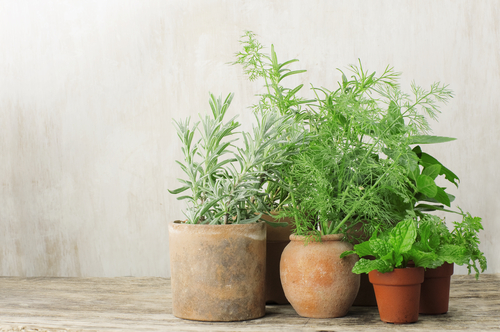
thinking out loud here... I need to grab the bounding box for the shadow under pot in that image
[168,222,266,322]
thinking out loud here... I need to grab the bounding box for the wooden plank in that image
[0,275,499,331]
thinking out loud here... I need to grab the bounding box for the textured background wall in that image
[1,0,498,277]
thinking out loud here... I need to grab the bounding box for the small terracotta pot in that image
[420,263,454,314]
[280,234,360,318]
[168,222,266,321]
[369,267,424,324]
[261,214,293,304]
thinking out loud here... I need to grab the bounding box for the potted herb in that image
[340,218,435,324]
[168,93,301,321]
[277,61,453,318]
[415,212,487,314]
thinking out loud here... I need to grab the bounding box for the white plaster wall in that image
[0,0,498,277]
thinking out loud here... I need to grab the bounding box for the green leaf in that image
[417,174,438,197]
[437,244,468,265]
[390,219,417,255]
[422,164,441,180]
[352,241,374,258]
[168,186,190,195]
[408,248,440,268]
[409,135,457,145]
[278,70,307,83]
[419,152,459,187]
[434,187,451,207]
[352,258,393,274]
[238,213,262,224]
[340,250,356,259]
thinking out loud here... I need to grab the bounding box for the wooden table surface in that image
[0,274,498,332]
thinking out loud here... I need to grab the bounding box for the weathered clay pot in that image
[280,234,360,318]
[420,263,454,314]
[168,222,266,321]
[261,214,293,304]
[369,267,424,324]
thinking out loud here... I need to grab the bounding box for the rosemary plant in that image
[169,93,304,224]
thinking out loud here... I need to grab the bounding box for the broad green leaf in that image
[370,238,391,258]
[390,219,417,255]
[352,241,373,258]
[408,248,440,269]
[352,258,393,274]
[419,152,459,187]
[434,187,451,207]
[409,135,457,145]
[422,164,441,180]
[417,174,438,197]
[437,244,468,265]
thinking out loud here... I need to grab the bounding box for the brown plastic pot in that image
[369,267,424,324]
[419,263,454,314]
[261,214,293,304]
[280,234,360,318]
[168,222,266,321]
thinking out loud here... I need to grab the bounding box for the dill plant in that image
[285,62,454,238]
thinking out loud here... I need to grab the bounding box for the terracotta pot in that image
[369,267,424,324]
[261,214,293,304]
[168,222,266,321]
[419,263,454,314]
[280,234,360,318]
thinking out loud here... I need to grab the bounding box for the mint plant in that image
[341,213,487,278]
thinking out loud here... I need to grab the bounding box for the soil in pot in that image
[261,214,293,305]
[369,267,424,324]
[280,234,360,318]
[168,222,266,322]
[420,263,454,314]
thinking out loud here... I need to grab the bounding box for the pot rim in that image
[289,233,344,242]
[369,267,425,286]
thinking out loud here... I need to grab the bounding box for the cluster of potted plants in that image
[168,31,487,323]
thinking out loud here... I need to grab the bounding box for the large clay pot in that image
[280,234,360,318]
[369,267,424,324]
[261,214,293,304]
[419,263,454,314]
[168,222,266,321]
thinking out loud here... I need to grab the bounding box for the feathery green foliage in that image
[285,61,453,237]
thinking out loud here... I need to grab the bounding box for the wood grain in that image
[0,275,498,331]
